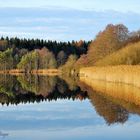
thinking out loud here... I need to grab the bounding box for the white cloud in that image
[0,8,140,41]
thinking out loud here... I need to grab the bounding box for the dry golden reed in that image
[80,65,140,88]
[31,69,60,75]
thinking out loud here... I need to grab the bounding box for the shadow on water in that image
[0,74,140,125]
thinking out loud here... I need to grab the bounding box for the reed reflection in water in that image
[80,77,140,124]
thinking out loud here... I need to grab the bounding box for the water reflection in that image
[0,74,140,126]
[0,75,87,106]
[80,78,140,125]
[0,131,9,138]
[79,82,128,125]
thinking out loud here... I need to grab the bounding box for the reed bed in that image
[80,65,140,88]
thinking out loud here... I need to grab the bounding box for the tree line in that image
[0,37,90,70]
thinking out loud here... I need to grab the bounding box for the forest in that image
[0,37,89,71]
[0,23,140,75]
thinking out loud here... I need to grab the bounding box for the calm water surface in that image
[0,75,140,140]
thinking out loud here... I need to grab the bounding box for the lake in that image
[0,74,140,140]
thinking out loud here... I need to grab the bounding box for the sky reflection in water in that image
[0,100,140,140]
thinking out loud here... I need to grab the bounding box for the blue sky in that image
[0,0,140,41]
[1,0,140,13]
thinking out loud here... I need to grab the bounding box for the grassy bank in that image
[95,42,140,66]
[80,65,140,88]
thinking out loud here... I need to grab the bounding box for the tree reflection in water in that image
[0,74,140,125]
[0,75,87,105]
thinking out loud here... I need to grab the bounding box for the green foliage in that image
[17,47,57,71]
[17,75,57,96]
[0,48,13,70]
[17,51,39,71]
[0,75,15,97]
[48,57,57,68]
[17,75,39,94]
[60,54,78,76]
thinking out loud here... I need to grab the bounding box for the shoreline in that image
[0,69,61,76]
